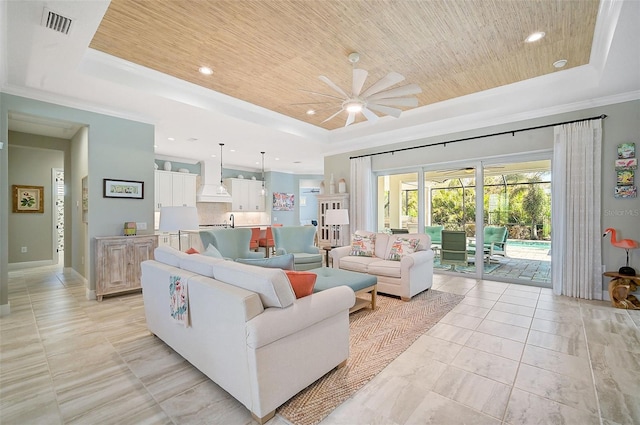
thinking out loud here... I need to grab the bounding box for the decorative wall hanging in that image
[82,176,88,223]
[273,192,295,211]
[103,179,144,199]
[12,185,44,213]
[614,143,637,198]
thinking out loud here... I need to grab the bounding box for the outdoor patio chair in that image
[468,226,508,263]
[440,230,469,270]
[425,225,444,254]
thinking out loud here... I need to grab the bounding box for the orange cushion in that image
[284,270,317,299]
[185,247,200,254]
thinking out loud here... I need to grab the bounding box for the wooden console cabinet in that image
[95,235,158,301]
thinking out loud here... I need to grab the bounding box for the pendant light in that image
[217,143,229,196]
[260,151,267,196]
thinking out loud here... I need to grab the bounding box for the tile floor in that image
[1,265,639,424]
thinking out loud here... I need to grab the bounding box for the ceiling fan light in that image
[345,102,363,113]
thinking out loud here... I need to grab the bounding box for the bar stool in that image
[258,227,275,258]
[250,227,261,251]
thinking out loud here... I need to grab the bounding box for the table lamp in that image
[158,206,199,251]
[325,208,349,247]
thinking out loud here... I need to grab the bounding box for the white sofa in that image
[330,231,434,301]
[141,246,355,424]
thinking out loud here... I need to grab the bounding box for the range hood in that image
[196,160,232,203]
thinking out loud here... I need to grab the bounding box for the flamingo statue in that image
[603,228,639,276]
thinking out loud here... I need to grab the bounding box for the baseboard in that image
[8,259,55,271]
[0,303,10,317]
[85,288,96,300]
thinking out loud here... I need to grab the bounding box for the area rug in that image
[277,289,464,425]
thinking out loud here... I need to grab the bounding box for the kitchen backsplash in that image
[196,202,269,226]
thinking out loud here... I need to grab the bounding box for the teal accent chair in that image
[467,226,508,263]
[440,230,469,270]
[483,226,508,257]
[425,225,444,253]
[199,228,266,260]
[272,226,323,271]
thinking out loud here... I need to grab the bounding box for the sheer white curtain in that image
[350,156,374,233]
[551,119,602,299]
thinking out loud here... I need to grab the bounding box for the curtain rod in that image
[349,114,607,160]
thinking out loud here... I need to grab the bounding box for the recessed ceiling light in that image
[525,32,545,43]
[230,149,236,152]
[210,154,217,157]
[199,66,213,75]
[275,158,280,161]
[306,109,316,115]
[553,59,568,68]
[153,145,158,148]
[167,137,175,141]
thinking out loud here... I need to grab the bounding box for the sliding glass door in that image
[377,156,552,286]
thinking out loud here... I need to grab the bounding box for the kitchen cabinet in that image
[95,235,158,301]
[317,193,350,247]
[225,178,265,212]
[154,170,197,211]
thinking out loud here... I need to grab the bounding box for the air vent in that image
[41,8,73,35]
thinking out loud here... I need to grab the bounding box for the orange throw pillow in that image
[185,247,200,254]
[284,270,317,299]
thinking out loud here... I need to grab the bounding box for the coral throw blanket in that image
[169,275,190,327]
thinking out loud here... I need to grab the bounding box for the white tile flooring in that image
[1,265,639,424]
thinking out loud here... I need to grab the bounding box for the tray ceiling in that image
[89,0,600,131]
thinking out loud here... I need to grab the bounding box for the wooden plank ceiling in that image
[90,0,599,130]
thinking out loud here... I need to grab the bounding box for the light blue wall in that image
[269,172,323,225]
[1,94,155,306]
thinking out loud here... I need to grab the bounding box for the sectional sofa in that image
[141,246,355,423]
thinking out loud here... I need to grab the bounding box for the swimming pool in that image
[507,240,551,250]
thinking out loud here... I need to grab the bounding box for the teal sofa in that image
[272,226,322,271]
[199,228,266,260]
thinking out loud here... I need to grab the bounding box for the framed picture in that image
[617,169,634,186]
[273,192,294,211]
[617,143,635,159]
[82,176,88,223]
[12,185,44,213]
[103,179,144,199]
[615,158,638,170]
[614,186,637,198]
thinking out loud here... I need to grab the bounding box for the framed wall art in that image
[12,185,44,213]
[103,179,144,199]
[82,176,88,223]
[273,192,294,211]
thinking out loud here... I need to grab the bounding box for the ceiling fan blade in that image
[367,84,422,101]
[322,108,344,123]
[361,107,379,123]
[367,103,403,118]
[369,97,419,107]
[352,68,368,97]
[345,111,356,127]
[360,72,405,98]
[319,75,348,98]
[299,89,344,100]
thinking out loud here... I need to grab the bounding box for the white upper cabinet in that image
[225,178,265,212]
[154,170,197,211]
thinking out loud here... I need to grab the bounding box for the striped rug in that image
[277,289,464,425]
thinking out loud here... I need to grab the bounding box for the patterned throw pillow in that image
[350,234,376,257]
[387,238,420,261]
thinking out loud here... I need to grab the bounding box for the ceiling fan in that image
[299,52,422,127]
